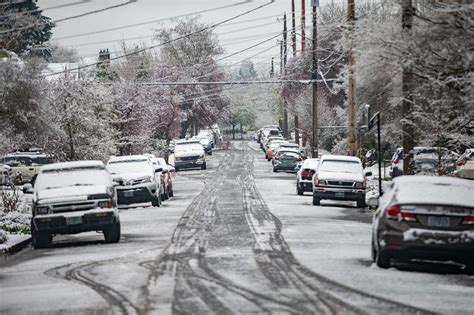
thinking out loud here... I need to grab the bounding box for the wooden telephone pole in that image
[283,13,289,139]
[292,0,299,145]
[347,0,358,157]
[301,0,306,51]
[402,0,415,175]
[311,1,318,158]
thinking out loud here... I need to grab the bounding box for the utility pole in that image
[402,0,415,175]
[292,0,299,145]
[311,1,318,158]
[301,0,306,51]
[347,0,358,156]
[283,13,289,139]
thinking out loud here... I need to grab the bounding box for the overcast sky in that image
[38,0,328,73]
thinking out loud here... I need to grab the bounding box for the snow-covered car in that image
[265,139,286,161]
[173,140,207,171]
[26,161,121,248]
[197,136,213,155]
[296,158,319,195]
[0,164,12,185]
[107,155,162,207]
[312,155,367,208]
[371,176,474,272]
[390,147,458,177]
[272,150,302,173]
[149,156,175,199]
[0,153,51,184]
[456,148,473,169]
[455,160,474,180]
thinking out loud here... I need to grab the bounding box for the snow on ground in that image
[0,186,32,249]
[249,141,474,314]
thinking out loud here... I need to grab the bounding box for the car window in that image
[175,143,203,152]
[319,160,362,174]
[36,167,109,191]
[303,159,319,169]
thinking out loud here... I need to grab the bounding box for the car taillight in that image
[458,160,466,166]
[274,155,280,160]
[462,216,474,225]
[386,205,416,222]
[394,159,398,166]
[301,170,312,177]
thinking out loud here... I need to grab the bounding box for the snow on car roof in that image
[108,155,149,163]
[41,160,104,172]
[392,176,474,207]
[320,155,361,163]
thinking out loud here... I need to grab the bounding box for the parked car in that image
[312,155,368,208]
[25,161,121,248]
[0,164,12,185]
[265,139,286,161]
[455,160,474,180]
[371,176,474,273]
[0,152,51,184]
[150,156,175,198]
[296,158,319,195]
[107,155,162,207]
[173,139,207,171]
[272,150,302,173]
[260,127,283,149]
[456,148,473,169]
[390,147,458,177]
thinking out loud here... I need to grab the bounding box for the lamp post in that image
[367,105,383,197]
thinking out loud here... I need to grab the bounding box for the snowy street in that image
[1,142,472,314]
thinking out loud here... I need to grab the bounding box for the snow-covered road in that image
[0,141,472,314]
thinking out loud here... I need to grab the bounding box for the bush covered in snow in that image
[0,229,8,244]
[0,211,31,235]
[1,185,22,213]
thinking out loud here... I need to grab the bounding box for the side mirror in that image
[113,177,124,187]
[22,183,34,194]
[154,167,163,173]
[365,171,373,177]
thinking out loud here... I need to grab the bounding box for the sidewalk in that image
[0,233,31,255]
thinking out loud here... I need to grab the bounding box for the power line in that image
[53,0,137,23]
[45,1,276,77]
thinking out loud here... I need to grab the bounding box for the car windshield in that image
[175,143,203,152]
[280,151,300,158]
[107,161,151,174]
[35,167,109,191]
[319,160,362,174]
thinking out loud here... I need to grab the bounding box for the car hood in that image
[317,171,364,182]
[175,150,203,157]
[37,185,109,203]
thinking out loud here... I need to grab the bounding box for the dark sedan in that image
[371,176,474,273]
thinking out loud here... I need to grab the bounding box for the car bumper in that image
[379,228,474,263]
[313,187,365,201]
[175,159,205,169]
[299,179,313,191]
[274,164,297,172]
[33,209,117,234]
[116,186,156,205]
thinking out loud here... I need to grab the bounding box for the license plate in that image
[427,216,450,227]
[335,192,345,198]
[124,190,134,197]
[66,216,83,225]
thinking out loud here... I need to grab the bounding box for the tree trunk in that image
[232,123,236,140]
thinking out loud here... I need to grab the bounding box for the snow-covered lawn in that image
[0,186,32,250]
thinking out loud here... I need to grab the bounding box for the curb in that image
[1,236,31,256]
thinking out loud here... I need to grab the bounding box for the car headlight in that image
[36,206,49,215]
[355,182,364,189]
[98,200,112,208]
[138,176,152,184]
[175,156,181,161]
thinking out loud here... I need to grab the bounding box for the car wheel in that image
[371,238,377,262]
[273,167,278,173]
[151,194,161,207]
[356,198,366,208]
[32,224,52,249]
[375,249,391,269]
[104,221,121,243]
[201,163,207,170]
[297,182,303,195]
[312,196,320,206]
[169,190,174,198]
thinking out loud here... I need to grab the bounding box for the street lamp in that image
[367,105,383,198]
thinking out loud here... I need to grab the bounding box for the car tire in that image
[169,190,174,198]
[32,225,52,249]
[297,182,303,195]
[201,163,207,170]
[375,249,391,269]
[104,221,121,244]
[151,194,161,207]
[312,196,320,206]
[356,198,366,208]
[273,167,278,173]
